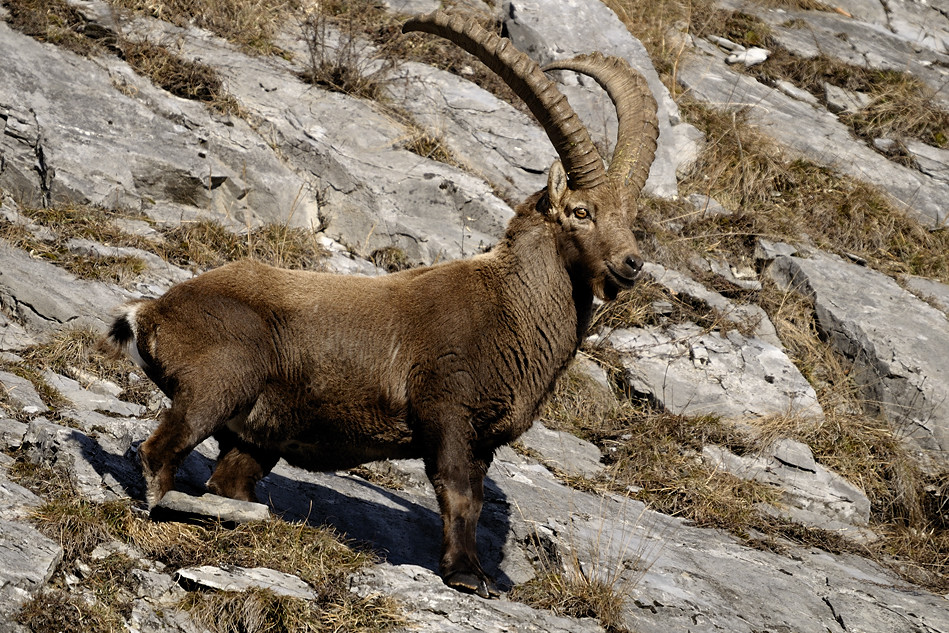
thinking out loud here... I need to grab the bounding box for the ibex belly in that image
[231,378,418,472]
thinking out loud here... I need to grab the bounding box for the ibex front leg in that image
[425,422,499,599]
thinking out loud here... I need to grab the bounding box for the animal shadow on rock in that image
[256,466,515,591]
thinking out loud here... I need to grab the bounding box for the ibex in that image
[101,11,658,598]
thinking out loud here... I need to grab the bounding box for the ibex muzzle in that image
[102,10,658,599]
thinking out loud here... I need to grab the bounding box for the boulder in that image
[770,249,949,472]
[517,422,604,479]
[609,323,821,421]
[175,565,316,600]
[152,491,271,525]
[0,371,48,416]
[703,439,872,537]
[0,520,63,616]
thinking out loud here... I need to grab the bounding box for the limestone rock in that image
[904,275,949,315]
[0,418,27,451]
[0,477,42,521]
[175,565,316,600]
[644,262,780,347]
[0,242,130,336]
[43,371,145,418]
[22,418,141,502]
[0,520,63,616]
[152,491,271,525]
[0,370,48,416]
[609,323,822,421]
[703,439,872,535]
[518,422,603,479]
[770,250,949,471]
[385,62,553,201]
[351,563,605,632]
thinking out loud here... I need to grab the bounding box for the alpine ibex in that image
[101,10,658,598]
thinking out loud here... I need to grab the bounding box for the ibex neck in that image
[493,213,594,344]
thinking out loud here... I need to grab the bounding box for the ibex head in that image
[403,13,659,301]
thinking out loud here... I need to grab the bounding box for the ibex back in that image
[101,10,658,598]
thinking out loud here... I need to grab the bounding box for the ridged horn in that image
[543,53,659,196]
[403,11,607,190]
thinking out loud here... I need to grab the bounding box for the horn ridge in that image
[403,10,607,189]
[543,53,659,196]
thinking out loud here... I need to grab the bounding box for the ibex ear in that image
[546,160,568,216]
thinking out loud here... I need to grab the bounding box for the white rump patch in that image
[122,303,149,370]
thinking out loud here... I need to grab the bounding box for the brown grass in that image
[158,220,329,270]
[108,0,299,55]
[647,100,949,284]
[510,571,629,633]
[121,39,241,114]
[3,0,106,56]
[10,459,404,632]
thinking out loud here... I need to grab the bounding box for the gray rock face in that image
[0,371,48,416]
[517,422,603,478]
[704,439,872,536]
[609,324,822,421]
[0,520,62,616]
[0,242,129,336]
[174,565,317,600]
[771,249,949,471]
[22,418,141,503]
[351,563,605,632]
[386,62,554,201]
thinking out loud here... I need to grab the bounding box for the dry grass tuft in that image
[121,39,241,114]
[3,0,105,56]
[16,586,129,633]
[108,0,299,55]
[182,586,402,633]
[159,220,329,270]
[510,571,629,633]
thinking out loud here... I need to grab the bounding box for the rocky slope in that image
[1,0,949,631]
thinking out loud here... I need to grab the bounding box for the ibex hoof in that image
[445,571,500,599]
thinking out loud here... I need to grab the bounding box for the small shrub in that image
[298,3,396,100]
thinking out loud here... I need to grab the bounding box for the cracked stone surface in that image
[608,323,823,422]
[771,248,949,472]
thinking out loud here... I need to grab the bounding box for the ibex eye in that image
[574,207,589,219]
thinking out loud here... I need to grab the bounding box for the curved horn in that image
[403,11,607,189]
[544,53,659,196]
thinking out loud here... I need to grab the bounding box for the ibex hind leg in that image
[138,390,256,509]
[207,429,279,502]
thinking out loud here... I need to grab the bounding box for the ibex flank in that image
[101,10,659,598]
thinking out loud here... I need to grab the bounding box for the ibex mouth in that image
[606,261,641,288]
[602,262,641,301]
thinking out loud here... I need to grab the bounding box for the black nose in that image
[624,255,643,276]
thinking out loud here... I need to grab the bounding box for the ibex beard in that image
[101,10,658,599]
